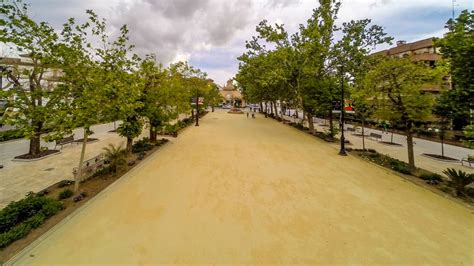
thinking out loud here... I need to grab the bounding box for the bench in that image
[461,157,473,167]
[55,135,74,150]
[369,133,382,141]
[73,155,105,180]
[347,127,355,132]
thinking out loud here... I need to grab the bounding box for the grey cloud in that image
[266,0,301,8]
[111,0,254,64]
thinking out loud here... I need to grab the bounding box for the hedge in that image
[0,195,63,248]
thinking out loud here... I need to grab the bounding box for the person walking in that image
[247,112,249,118]
[252,113,255,119]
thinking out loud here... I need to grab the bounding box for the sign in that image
[332,100,355,114]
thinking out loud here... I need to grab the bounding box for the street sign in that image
[332,100,355,114]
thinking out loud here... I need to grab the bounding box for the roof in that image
[388,38,434,55]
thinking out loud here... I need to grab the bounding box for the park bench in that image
[73,154,105,180]
[347,127,355,132]
[55,135,74,150]
[461,156,473,167]
[369,133,383,141]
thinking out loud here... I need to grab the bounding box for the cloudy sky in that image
[18,0,474,85]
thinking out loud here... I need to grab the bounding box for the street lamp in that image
[195,87,199,127]
[338,64,347,156]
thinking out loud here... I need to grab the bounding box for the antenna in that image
[452,0,455,20]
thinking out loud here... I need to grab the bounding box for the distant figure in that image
[252,113,255,119]
[247,112,249,118]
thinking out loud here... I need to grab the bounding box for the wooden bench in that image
[461,157,473,167]
[369,133,382,141]
[73,155,105,180]
[55,135,74,150]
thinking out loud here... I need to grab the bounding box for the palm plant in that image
[103,143,127,173]
[442,168,474,196]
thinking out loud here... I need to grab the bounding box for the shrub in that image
[0,129,24,142]
[442,168,474,196]
[419,173,443,182]
[390,161,411,175]
[103,144,127,173]
[58,189,74,200]
[91,166,112,178]
[132,138,153,154]
[0,195,62,248]
[57,180,73,188]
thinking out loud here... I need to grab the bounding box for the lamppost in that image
[195,87,199,127]
[339,64,347,156]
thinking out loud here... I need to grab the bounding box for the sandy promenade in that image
[9,110,474,265]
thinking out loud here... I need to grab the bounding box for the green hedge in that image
[0,195,63,248]
[0,129,24,142]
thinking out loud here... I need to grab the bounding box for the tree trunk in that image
[149,127,157,143]
[74,128,88,194]
[362,117,366,151]
[273,101,278,118]
[259,102,263,113]
[211,106,215,112]
[29,121,42,155]
[441,136,445,157]
[127,137,133,154]
[191,109,195,120]
[406,131,415,170]
[307,112,315,134]
[328,109,334,138]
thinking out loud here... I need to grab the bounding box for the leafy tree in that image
[435,10,473,130]
[0,1,69,155]
[364,57,441,170]
[54,15,109,193]
[87,11,143,153]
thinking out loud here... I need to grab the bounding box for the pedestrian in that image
[252,113,255,119]
[247,112,249,118]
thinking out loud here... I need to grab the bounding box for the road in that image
[9,109,473,265]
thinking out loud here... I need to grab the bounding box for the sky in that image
[8,0,474,85]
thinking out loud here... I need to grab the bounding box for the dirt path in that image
[9,110,474,265]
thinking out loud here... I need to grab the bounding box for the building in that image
[373,38,448,93]
[219,79,245,107]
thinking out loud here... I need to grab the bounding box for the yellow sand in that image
[11,110,474,265]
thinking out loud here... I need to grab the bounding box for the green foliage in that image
[462,125,474,148]
[103,144,127,173]
[0,195,63,248]
[132,138,153,154]
[58,189,74,200]
[0,129,24,142]
[442,168,474,196]
[419,173,443,183]
[434,10,473,129]
[0,1,72,155]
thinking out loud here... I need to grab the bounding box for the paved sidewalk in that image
[279,112,473,175]
[9,110,473,265]
[0,122,134,209]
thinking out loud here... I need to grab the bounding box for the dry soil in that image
[9,110,474,265]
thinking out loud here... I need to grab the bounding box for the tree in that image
[0,1,69,156]
[87,11,143,153]
[364,57,441,170]
[55,15,106,193]
[204,83,223,112]
[435,10,473,130]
